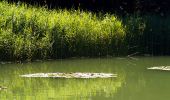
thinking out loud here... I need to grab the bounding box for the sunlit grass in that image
[0,1,125,61]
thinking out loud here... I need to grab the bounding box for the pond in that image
[0,57,170,100]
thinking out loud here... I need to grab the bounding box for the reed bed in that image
[0,1,125,61]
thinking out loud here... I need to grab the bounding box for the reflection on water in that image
[0,58,125,100]
[0,78,123,99]
[0,57,170,100]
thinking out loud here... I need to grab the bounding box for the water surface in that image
[0,57,170,100]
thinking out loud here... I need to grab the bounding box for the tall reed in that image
[0,1,126,61]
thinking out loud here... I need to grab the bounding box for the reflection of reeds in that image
[0,78,123,99]
[0,1,125,61]
[0,73,124,100]
[0,59,126,99]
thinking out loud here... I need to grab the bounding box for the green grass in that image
[1,1,170,61]
[0,1,126,61]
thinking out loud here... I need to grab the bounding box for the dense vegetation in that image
[0,1,125,61]
[0,1,170,61]
[123,14,170,56]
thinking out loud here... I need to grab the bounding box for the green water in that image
[0,57,170,100]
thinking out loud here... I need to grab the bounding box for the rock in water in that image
[20,72,117,78]
[147,66,170,71]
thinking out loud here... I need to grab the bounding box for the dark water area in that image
[0,57,170,100]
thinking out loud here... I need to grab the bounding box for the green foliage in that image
[139,15,170,55]
[122,14,170,55]
[122,14,146,54]
[0,1,126,61]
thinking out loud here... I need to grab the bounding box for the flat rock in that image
[20,72,117,79]
[147,66,170,71]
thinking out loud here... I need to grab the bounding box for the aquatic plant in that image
[0,1,125,60]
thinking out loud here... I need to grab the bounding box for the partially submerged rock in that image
[20,72,117,78]
[147,66,170,71]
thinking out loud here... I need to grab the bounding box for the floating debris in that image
[147,66,170,71]
[20,72,117,79]
[0,86,7,90]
